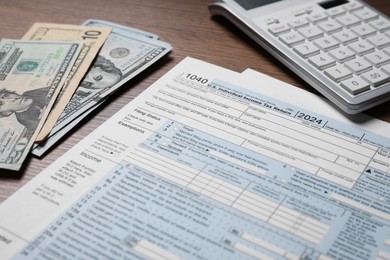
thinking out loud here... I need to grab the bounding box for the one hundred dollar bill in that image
[83,19,160,40]
[23,23,111,142]
[32,20,172,156]
[0,39,82,170]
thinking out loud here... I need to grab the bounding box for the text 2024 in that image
[297,112,323,125]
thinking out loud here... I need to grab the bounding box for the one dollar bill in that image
[22,23,112,142]
[0,39,83,171]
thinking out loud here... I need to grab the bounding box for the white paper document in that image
[0,57,389,259]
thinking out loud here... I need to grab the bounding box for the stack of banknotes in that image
[0,19,172,171]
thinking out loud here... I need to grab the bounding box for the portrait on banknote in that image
[0,87,50,163]
[0,87,49,140]
[0,39,83,170]
[79,55,122,90]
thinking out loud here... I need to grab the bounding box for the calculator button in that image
[381,63,390,75]
[328,47,355,62]
[364,50,390,67]
[335,14,361,27]
[324,65,352,82]
[317,20,343,34]
[307,12,328,24]
[343,2,363,12]
[361,69,389,86]
[345,57,372,74]
[381,64,390,75]
[383,46,390,56]
[353,8,379,22]
[288,18,309,29]
[326,7,346,17]
[268,23,290,36]
[370,18,390,32]
[279,32,305,46]
[348,40,375,55]
[292,7,312,17]
[340,77,370,94]
[308,53,336,69]
[351,24,376,38]
[293,42,320,58]
[366,33,390,49]
[313,36,339,51]
[298,26,324,40]
[333,30,358,44]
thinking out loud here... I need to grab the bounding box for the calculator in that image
[209,0,390,114]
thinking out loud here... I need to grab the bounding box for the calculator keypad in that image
[269,3,390,96]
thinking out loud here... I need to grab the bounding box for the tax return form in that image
[0,57,390,259]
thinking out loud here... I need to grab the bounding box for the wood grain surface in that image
[0,0,389,203]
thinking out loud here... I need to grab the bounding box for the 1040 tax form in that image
[0,57,389,259]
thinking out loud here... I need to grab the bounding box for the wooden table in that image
[0,0,389,203]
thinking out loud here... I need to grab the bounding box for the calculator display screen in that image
[319,0,349,9]
[233,0,282,10]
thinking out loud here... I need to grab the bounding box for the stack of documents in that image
[0,20,172,171]
[0,57,389,259]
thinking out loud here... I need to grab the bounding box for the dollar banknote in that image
[31,20,172,156]
[22,23,111,142]
[0,39,83,170]
[84,19,160,40]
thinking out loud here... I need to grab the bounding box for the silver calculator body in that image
[209,0,390,114]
